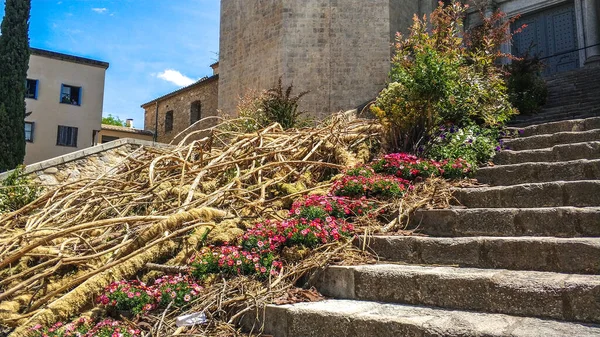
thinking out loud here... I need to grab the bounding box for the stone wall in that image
[143,76,219,144]
[218,0,284,116]
[0,139,168,187]
[218,0,430,119]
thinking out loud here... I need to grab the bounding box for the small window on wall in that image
[190,101,202,125]
[165,110,174,132]
[60,84,82,105]
[24,122,34,142]
[26,79,38,99]
[101,135,119,143]
[56,125,78,147]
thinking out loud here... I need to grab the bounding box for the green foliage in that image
[0,0,31,171]
[102,114,126,127]
[371,2,517,153]
[506,56,548,115]
[0,165,40,214]
[260,78,309,129]
[426,124,501,166]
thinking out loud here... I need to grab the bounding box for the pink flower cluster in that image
[372,153,472,180]
[330,174,412,199]
[290,195,375,220]
[190,245,281,279]
[30,318,140,337]
[97,276,202,314]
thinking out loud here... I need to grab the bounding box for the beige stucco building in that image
[24,48,109,164]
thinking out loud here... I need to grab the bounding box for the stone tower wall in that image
[218,0,285,116]
[219,0,429,118]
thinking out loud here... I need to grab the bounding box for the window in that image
[101,135,119,143]
[60,84,82,105]
[56,125,78,147]
[165,110,174,132]
[26,79,38,99]
[190,101,202,125]
[24,122,34,142]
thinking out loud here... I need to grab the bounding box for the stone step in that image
[508,110,600,128]
[453,181,600,208]
[408,207,600,237]
[359,236,600,274]
[312,265,600,324]
[507,117,600,137]
[511,102,600,121]
[494,142,600,165]
[261,300,600,337]
[476,159,600,186]
[502,129,600,151]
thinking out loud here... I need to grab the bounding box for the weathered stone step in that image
[507,117,600,137]
[313,265,600,324]
[261,300,600,337]
[453,181,600,208]
[494,142,600,165]
[408,207,600,237]
[508,111,600,128]
[511,103,600,122]
[359,236,600,274]
[503,129,600,151]
[476,159,600,186]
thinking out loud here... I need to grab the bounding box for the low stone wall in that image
[0,138,169,186]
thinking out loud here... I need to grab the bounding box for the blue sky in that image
[1,0,220,129]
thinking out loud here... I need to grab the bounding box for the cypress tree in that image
[0,0,31,172]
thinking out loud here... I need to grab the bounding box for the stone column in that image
[583,0,600,67]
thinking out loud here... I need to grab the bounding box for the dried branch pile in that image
[0,114,381,336]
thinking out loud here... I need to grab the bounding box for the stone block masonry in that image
[142,76,219,144]
[218,0,428,118]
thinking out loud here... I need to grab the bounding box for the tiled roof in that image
[101,124,154,136]
[30,48,110,69]
[140,74,219,107]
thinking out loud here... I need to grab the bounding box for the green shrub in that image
[425,124,501,166]
[0,165,41,214]
[371,2,517,152]
[506,56,548,115]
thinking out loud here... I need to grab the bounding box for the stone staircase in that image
[509,67,600,127]
[257,106,600,334]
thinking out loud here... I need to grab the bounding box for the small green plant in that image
[506,56,548,115]
[0,165,41,214]
[261,78,309,129]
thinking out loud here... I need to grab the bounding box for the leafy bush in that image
[261,78,309,129]
[506,56,547,115]
[0,165,41,214]
[426,124,501,166]
[101,114,126,127]
[371,2,517,152]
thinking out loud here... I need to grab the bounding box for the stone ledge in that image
[0,138,170,181]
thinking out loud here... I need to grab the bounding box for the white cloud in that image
[157,69,196,87]
[92,8,108,14]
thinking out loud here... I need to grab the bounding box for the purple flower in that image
[495,146,501,151]
[518,129,524,135]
